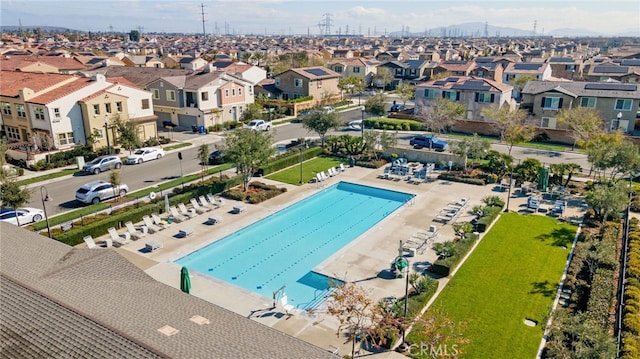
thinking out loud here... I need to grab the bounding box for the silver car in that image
[75,180,129,204]
[82,155,122,175]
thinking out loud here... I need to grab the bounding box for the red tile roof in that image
[0,70,76,97]
[28,77,96,104]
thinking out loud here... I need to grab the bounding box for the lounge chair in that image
[169,206,188,223]
[145,240,162,252]
[320,171,329,181]
[232,205,246,214]
[108,226,131,245]
[207,193,225,207]
[151,213,168,228]
[190,198,211,213]
[83,235,98,249]
[280,294,295,315]
[339,163,346,172]
[198,195,216,210]
[142,215,163,233]
[316,173,323,182]
[207,215,222,225]
[125,221,146,240]
[178,203,196,218]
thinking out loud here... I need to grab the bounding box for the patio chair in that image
[190,198,211,213]
[108,226,131,245]
[83,235,98,249]
[125,221,146,240]
[280,294,295,315]
[178,202,196,218]
[151,213,169,228]
[232,205,246,214]
[169,206,188,223]
[198,195,215,210]
[327,168,335,177]
[339,163,346,172]
[142,215,163,234]
[320,171,329,181]
[207,193,225,207]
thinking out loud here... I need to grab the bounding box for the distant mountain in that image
[1,26,86,33]
[549,28,604,37]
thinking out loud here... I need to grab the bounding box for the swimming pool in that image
[176,182,414,309]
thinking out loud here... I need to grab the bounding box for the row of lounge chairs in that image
[433,198,469,224]
[402,225,440,255]
[316,164,347,183]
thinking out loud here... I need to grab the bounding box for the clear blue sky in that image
[1,0,638,36]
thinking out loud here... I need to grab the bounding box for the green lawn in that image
[265,157,346,185]
[408,213,576,358]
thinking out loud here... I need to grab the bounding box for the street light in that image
[104,117,111,155]
[40,186,52,238]
[360,105,365,138]
[394,256,410,352]
[505,162,514,212]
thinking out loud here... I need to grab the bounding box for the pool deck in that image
[98,166,586,356]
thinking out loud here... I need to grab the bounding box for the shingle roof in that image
[522,80,640,99]
[417,75,512,93]
[0,223,338,359]
[83,66,192,88]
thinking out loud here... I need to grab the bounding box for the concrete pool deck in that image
[97,166,586,356]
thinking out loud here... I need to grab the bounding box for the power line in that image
[200,3,207,38]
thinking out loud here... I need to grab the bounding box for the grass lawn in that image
[16,168,78,186]
[265,157,347,185]
[408,213,576,358]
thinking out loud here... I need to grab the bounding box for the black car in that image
[208,150,223,164]
[389,103,405,112]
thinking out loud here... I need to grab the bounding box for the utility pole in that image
[200,3,207,38]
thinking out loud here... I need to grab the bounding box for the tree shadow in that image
[529,280,556,297]
[535,226,575,247]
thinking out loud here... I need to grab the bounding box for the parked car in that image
[409,135,449,151]
[125,147,165,165]
[208,150,224,165]
[322,106,336,113]
[389,103,405,113]
[75,180,129,205]
[359,90,376,96]
[244,119,272,131]
[82,155,122,175]
[0,207,44,226]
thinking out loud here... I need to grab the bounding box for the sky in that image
[1,0,639,36]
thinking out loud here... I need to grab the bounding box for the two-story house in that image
[414,76,514,121]
[273,67,341,104]
[469,60,504,82]
[326,57,380,87]
[432,61,477,77]
[547,57,582,80]
[503,62,552,100]
[521,80,640,133]
[586,61,640,82]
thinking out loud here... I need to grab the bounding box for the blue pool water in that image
[176,182,414,309]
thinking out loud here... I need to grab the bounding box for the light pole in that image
[505,162,514,212]
[360,105,365,138]
[40,186,51,238]
[104,117,111,154]
[394,256,410,352]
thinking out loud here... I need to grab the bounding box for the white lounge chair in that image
[151,213,168,228]
[207,193,225,207]
[108,226,131,245]
[125,221,146,240]
[340,163,346,172]
[316,173,323,182]
[333,167,340,175]
[178,203,196,218]
[327,168,335,177]
[190,198,211,213]
[198,195,215,210]
[142,215,163,233]
[83,235,97,249]
[320,171,329,181]
[145,240,162,252]
[280,294,295,315]
[169,206,188,223]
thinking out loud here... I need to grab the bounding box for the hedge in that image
[364,117,425,132]
[476,205,503,233]
[622,218,640,358]
[429,237,476,276]
[437,173,486,186]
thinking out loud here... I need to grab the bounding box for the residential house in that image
[374,61,409,90]
[414,76,514,121]
[0,55,87,74]
[178,57,208,71]
[432,61,477,77]
[521,80,640,133]
[215,61,267,86]
[272,67,341,104]
[469,61,504,82]
[326,57,379,87]
[586,60,640,82]
[503,62,552,99]
[332,49,354,59]
[546,57,582,80]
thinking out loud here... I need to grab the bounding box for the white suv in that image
[75,180,129,204]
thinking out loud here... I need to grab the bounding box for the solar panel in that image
[447,77,459,82]
[513,63,542,70]
[593,66,629,74]
[474,57,494,63]
[621,59,640,66]
[304,68,330,77]
[433,80,447,86]
[584,83,638,91]
[452,80,490,91]
[549,57,573,63]
[444,61,467,65]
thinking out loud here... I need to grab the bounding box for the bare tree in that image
[482,105,534,154]
[416,97,465,134]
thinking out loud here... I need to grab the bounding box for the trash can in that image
[198,125,205,134]
[349,157,355,167]
[191,125,198,133]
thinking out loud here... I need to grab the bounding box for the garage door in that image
[156,112,172,128]
[178,114,198,130]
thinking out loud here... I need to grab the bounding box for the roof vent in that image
[190,315,211,325]
[157,325,179,336]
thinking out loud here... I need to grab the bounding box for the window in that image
[1,103,11,115]
[6,127,20,140]
[615,99,632,111]
[540,117,557,129]
[141,99,149,109]
[294,78,303,88]
[238,88,242,95]
[201,92,208,101]
[232,88,236,96]
[58,132,74,146]
[166,90,176,101]
[565,64,576,71]
[442,91,459,101]
[409,69,417,76]
[317,80,322,89]
[152,89,159,99]
[394,68,403,76]
[93,104,100,115]
[541,96,562,109]
[34,107,45,120]
[116,102,122,112]
[353,66,360,73]
[54,108,61,118]
[580,97,597,108]
[225,89,229,97]
[334,66,343,73]
[249,86,253,94]
[423,89,435,98]
[275,78,280,87]
[506,74,516,81]
[16,104,26,117]
[475,92,494,103]
[105,103,112,113]
[476,70,485,77]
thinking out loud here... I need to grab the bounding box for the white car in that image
[0,207,44,226]
[125,147,165,164]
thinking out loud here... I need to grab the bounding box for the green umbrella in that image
[180,266,191,294]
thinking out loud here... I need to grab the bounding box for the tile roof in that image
[0,70,77,97]
[287,67,340,80]
[28,77,97,105]
[0,223,338,359]
[522,80,640,99]
[0,55,86,71]
[417,76,512,93]
[82,66,192,88]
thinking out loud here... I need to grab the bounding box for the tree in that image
[514,158,542,184]
[0,179,30,226]
[252,51,265,67]
[450,134,490,171]
[482,105,534,155]
[338,76,365,96]
[240,51,252,63]
[510,75,536,96]
[0,139,7,180]
[240,103,264,122]
[219,129,275,191]
[585,181,630,222]
[585,132,640,181]
[484,150,512,179]
[412,309,469,357]
[416,97,465,134]
[301,110,341,148]
[364,94,387,116]
[395,83,415,106]
[556,107,604,149]
[111,115,141,153]
[432,241,456,258]
[374,67,394,90]
[549,163,582,186]
[197,144,209,183]
[108,170,122,202]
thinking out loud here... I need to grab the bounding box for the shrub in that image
[437,173,486,186]
[429,238,475,276]
[485,173,498,184]
[475,205,502,233]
